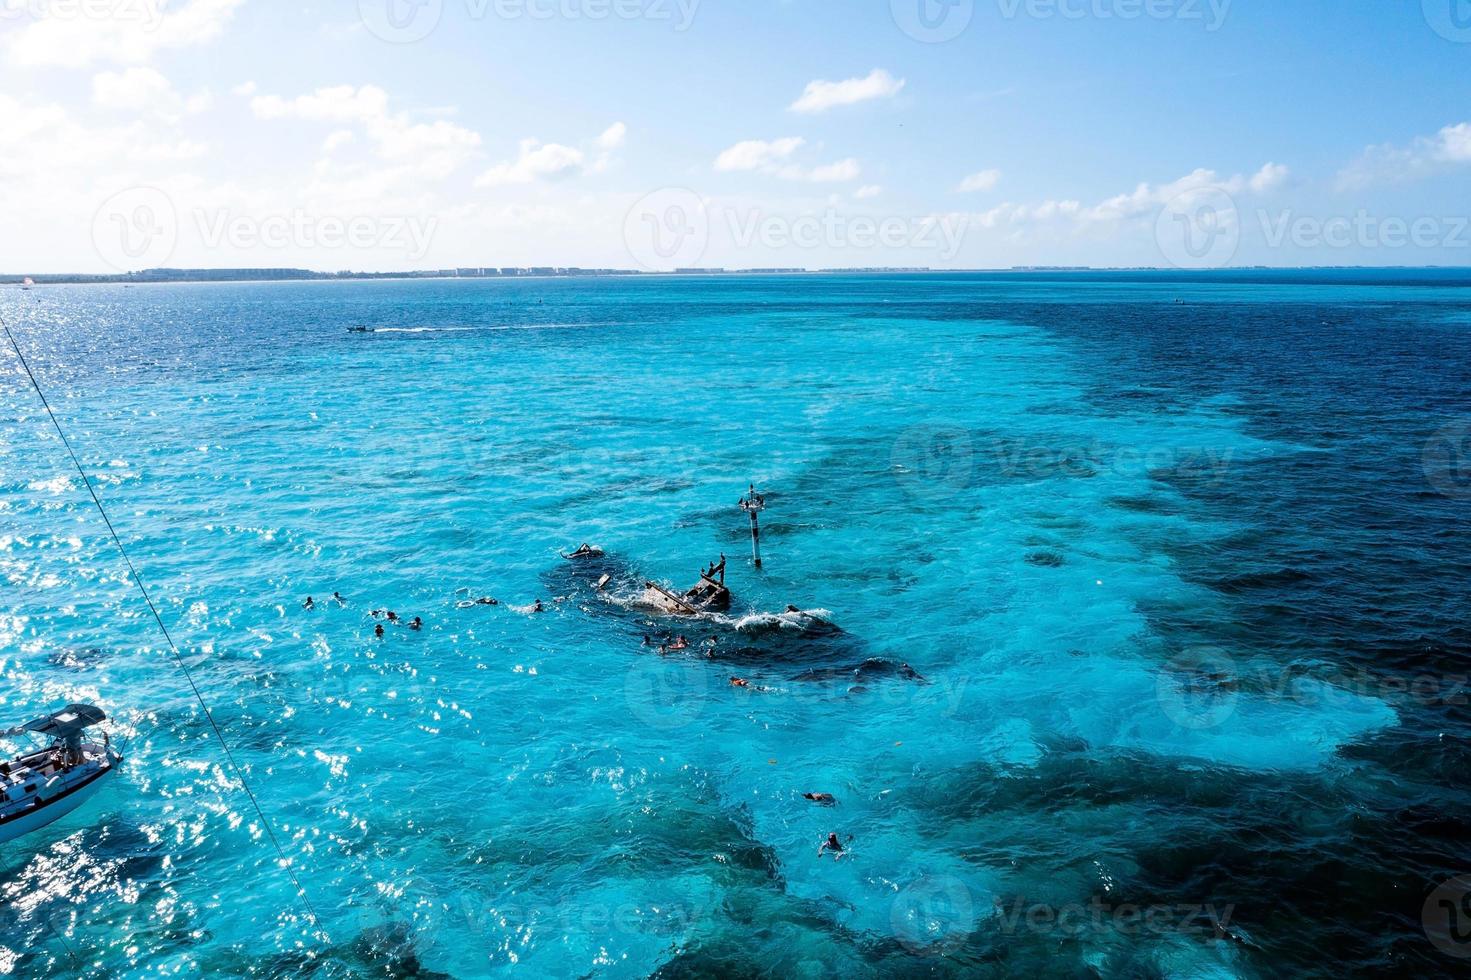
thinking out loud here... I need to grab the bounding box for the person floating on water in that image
[730,677,750,688]
[374,623,385,638]
[818,833,849,860]
[386,611,400,624]
[332,591,345,606]
[476,596,498,606]
[803,793,837,806]
[532,599,545,613]
[409,617,423,630]
[303,596,315,611]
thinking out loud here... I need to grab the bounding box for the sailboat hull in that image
[0,755,118,845]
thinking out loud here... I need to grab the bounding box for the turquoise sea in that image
[2,272,1469,977]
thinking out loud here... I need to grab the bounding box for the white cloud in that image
[970,163,1284,233]
[855,185,883,199]
[475,122,628,186]
[252,84,482,179]
[715,137,806,172]
[92,67,211,122]
[597,122,627,150]
[790,69,906,114]
[231,81,258,97]
[476,139,585,187]
[1338,122,1471,190]
[805,158,861,182]
[5,0,244,68]
[958,169,1002,193]
[714,138,859,182]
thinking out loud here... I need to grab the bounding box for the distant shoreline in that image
[6,265,1471,287]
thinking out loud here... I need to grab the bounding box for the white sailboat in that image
[0,704,121,844]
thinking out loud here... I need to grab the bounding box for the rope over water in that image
[2,317,331,945]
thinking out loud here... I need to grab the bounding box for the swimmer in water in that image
[370,609,385,618]
[785,604,801,614]
[386,611,400,624]
[332,591,345,605]
[303,596,315,611]
[818,833,848,860]
[532,599,545,613]
[409,617,423,630]
[374,623,385,638]
[730,677,749,688]
[669,635,689,651]
[803,793,837,806]
[476,597,498,606]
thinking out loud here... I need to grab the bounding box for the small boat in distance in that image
[346,326,375,333]
[0,704,121,845]
[21,277,33,291]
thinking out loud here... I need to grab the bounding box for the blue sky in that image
[4,0,1471,271]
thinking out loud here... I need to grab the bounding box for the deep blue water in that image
[1,271,1469,978]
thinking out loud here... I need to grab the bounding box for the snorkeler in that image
[803,793,837,806]
[818,833,848,860]
[303,596,315,610]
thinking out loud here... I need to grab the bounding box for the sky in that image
[3,0,1471,272]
